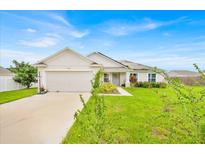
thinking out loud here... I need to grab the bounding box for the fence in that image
[0,76,25,92]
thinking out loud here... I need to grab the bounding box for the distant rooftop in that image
[120,60,152,70]
[168,70,200,77]
[0,66,13,76]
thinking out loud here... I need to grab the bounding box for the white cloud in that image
[45,33,62,39]
[24,28,37,33]
[48,13,71,27]
[137,55,205,71]
[111,39,205,70]
[68,30,89,38]
[0,49,45,66]
[115,51,205,70]
[19,37,58,48]
[103,16,188,36]
[2,12,89,38]
[47,13,89,38]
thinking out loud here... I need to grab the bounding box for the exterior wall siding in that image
[156,74,165,82]
[131,72,165,83]
[0,76,24,92]
[138,73,149,82]
[46,51,91,69]
[120,72,126,86]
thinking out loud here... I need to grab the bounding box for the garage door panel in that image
[46,71,92,92]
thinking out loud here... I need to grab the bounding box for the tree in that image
[9,60,37,88]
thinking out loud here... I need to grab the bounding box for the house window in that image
[104,73,109,82]
[148,73,156,82]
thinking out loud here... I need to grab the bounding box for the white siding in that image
[46,50,92,69]
[120,72,126,85]
[37,49,99,92]
[137,72,165,82]
[156,74,165,82]
[138,73,148,82]
[0,76,24,92]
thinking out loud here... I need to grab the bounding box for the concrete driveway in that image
[0,92,91,144]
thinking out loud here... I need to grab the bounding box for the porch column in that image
[109,72,112,83]
[125,72,130,87]
[37,70,41,93]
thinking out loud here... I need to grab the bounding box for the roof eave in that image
[88,52,129,69]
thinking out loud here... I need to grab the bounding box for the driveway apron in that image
[0,92,91,144]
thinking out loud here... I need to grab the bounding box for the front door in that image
[112,73,120,86]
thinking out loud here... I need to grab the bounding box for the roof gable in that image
[34,48,99,68]
[87,52,128,68]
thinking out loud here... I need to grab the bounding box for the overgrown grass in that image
[62,86,205,144]
[0,88,37,105]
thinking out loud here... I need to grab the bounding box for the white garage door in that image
[46,71,93,92]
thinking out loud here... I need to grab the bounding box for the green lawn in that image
[0,88,37,105]
[62,87,205,144]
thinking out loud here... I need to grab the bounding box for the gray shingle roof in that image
[120,60,152,70]
[0,66,13,76]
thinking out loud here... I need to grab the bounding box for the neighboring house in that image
[0,66,24,92]
[34,48,165,92]
[168,70,200,78]
[168,70,204,86]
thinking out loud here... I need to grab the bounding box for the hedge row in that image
[131,82,167,88]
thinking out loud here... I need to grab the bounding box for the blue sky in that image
[0,10,205,70]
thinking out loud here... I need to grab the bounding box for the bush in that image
[142,82,151,88]
[158,82,167,88]
[100,83,119,94]
[134,82,167,88]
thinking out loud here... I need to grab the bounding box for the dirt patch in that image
[152,127,170,140]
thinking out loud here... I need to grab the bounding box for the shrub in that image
[134,82,142,87]
[134,82,167,88]
[100,83,119,94]
[121,83,125,87]
[151,82,158,88]
[142,82,151,88]
[158,82,167,88]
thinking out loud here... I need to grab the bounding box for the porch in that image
[103,72,130,87]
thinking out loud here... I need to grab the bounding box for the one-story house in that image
[34,48,165,92]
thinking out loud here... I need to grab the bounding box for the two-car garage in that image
[45,71,93,92]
